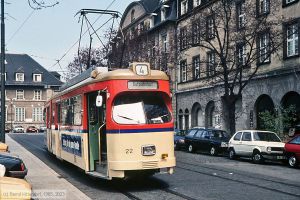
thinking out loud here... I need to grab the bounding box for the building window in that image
[180,27,188,50]
[257,0,270,16]
[192,21,200,45]
[192,56,200,80]
[16,73,24,82]
[194,0,201,7]
[207,52,215,77]
[237,43,247,66]
[258,32,270,64]
[15,107,25,122]
[180,60,187,82]
[237,1,246,29]
[283,0,298,7]
[131,9,135,22]
[16,89,24,100]
[33,74,42,82]
[206,15,215,39]
[286,23,299,57]
[181,0,188,15]
[162,34,168,52]
[34,90,42,100]
[33,107,43,122]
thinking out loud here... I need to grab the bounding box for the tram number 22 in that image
[125,149,133,154]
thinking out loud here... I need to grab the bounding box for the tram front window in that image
[113,93,171,124]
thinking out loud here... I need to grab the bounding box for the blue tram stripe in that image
[106,127,173,134]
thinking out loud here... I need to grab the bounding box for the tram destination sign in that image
[128,81,158,90]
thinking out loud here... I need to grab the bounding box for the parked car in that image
[39,125,47,133]
[228,130,285,163]
[0,152,28,178]
[0,164,31,200]
[12,125,24,133]
[0,143,8,152]
[284,135,300,168]
[185,127,230,156]
[26,126,38,133]
[174,130,186,150]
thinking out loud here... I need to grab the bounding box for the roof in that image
[120,0,161,26]
[54,67,169,98]
[140,0,161,13]
[4,54,63,87]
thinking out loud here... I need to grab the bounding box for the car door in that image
[231,132,243,154]
[193,130,204,150]
[240,132,253,156]
[185,129,198,146]
[288,136,300,160]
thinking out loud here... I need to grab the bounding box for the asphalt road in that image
[9,133,300,200]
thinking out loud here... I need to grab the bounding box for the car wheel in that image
[252,151,264,164]
[288,155,298,168]
[188,144,194,153]
[228,148,236,160]
[210,146,217,156]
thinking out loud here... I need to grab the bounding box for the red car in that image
[284,135,300,168]
[26,126,38,133]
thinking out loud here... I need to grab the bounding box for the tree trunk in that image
[222,94,241,135]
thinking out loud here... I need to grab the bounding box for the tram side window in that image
[61,95,82,126]
[56,103,61,123]
[46,107,50,128]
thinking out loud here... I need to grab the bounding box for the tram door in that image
[87,92,107,172]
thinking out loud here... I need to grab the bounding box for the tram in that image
[45,62,176,179]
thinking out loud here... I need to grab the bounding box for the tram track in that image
[177,160,300,188]
[176,160,300,199]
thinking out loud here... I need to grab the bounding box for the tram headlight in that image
[142,145,156,156]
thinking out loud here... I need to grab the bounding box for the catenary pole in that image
[0,0,5,143]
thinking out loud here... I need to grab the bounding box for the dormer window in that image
[161,7,167,21]
[194,0,201,7]
[181,0,188,15]
[16,73,24,82]
[33,74,42,82]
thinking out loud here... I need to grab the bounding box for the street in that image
[8,133,300,200]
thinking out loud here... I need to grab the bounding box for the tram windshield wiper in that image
[117,115,142,124]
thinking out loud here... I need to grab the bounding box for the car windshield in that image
[113,92,171,125]
[175,130,186,136]
[253,132,281,142]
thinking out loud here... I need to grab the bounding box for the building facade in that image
[175,0,300,135]
[4,54,63,131]
[113,0,300,136]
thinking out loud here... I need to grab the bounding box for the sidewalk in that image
[5,135,91,200]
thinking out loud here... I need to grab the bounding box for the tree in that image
[64,47,106,81]
[259,105,297,138]
[181,0,285,134]
[27,0,59,9]
[109,22,176,75]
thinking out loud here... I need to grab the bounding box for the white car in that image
[12,125,24,133]
[228,130,285,163]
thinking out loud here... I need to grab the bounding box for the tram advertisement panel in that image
[61,134,82,156]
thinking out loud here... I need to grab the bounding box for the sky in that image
[5,0,135,77]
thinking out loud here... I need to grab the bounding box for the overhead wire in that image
[51,0,118,69]
[7,9,36,44]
